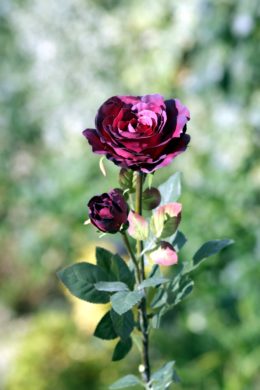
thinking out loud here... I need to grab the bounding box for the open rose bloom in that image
[83,94,190,173]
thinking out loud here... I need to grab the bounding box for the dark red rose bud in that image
[88,189,129,234]
[142,187,161,210]
[83,94,190,173]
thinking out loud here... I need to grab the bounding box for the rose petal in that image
[83,94,190,173]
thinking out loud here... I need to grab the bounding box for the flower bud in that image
[88,189,129,234]
[128,211,149,241]
[149,241,178,266]
[142,187,161,210]
[151,202,182,238]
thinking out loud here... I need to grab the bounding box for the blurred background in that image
[1,0,260,389]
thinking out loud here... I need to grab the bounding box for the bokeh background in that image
[1,0,260,389]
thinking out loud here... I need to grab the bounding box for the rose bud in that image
[142,187,161,210]
[151,202,182,238]
[83,94,190,173]
[149,242,178,266]
[88,189,129,234]
[128,210,149,241]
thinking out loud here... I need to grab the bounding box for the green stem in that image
[121,232,141,284]
[135,172,152,387]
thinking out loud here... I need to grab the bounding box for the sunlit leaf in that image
[159,172,181,205]
[57,262,109,303]
[111,290,143,315]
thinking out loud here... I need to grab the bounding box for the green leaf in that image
[174,279,194,305]
[159,172,181,205]
[96,248,135,289]
[110,310,134,341]
[150,288,168,309]
[109,375,142,389]
[193,239,234,266]
[160,215,179,238]
[111,254,135,290]
[148,265,159,278]
[96,247,116,281]
[57,262,109,303]
[151,361,179,389]
[151,312,162,329]
[119,169,136,193]
[112,337,133,361]
[94,311,117,340]
[167,276,194,307]
[172,230,187,251]
[139,277,169,289]
[95,281,129,292]
[111,291,143,315]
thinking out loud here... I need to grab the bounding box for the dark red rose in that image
[83,94,190,173]
[88,189,129,233]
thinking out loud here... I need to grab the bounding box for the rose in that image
[88,189,129,233]
[83,94,190,173]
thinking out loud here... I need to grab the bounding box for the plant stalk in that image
[135,172,152,388]
[121,232,141,284]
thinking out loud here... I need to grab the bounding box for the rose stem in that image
[121,232,141,284]
[135,172,152,388]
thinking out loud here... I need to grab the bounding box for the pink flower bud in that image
[149,242,178,266]
[128,211,149,240]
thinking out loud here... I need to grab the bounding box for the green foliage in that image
[110,310,134,341]
[172,231,187,251]
[94,311,118,340]
[96,247,135,289]
[111,291,144,315]
[193,239,234,266]
[57,262,110,304]
[160,215,179,239]
[112,338,133,362]
[158,173,181,205]
[119,169,137,194]
[169,278,194,307]
[96,247,116,277]
[139,277,169,289]
[151,361,179,389]
[151,288,168,309]
[110,254,135,290]
[109,375,142,389]
[94,309,134,344]
[95,281,130,292]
